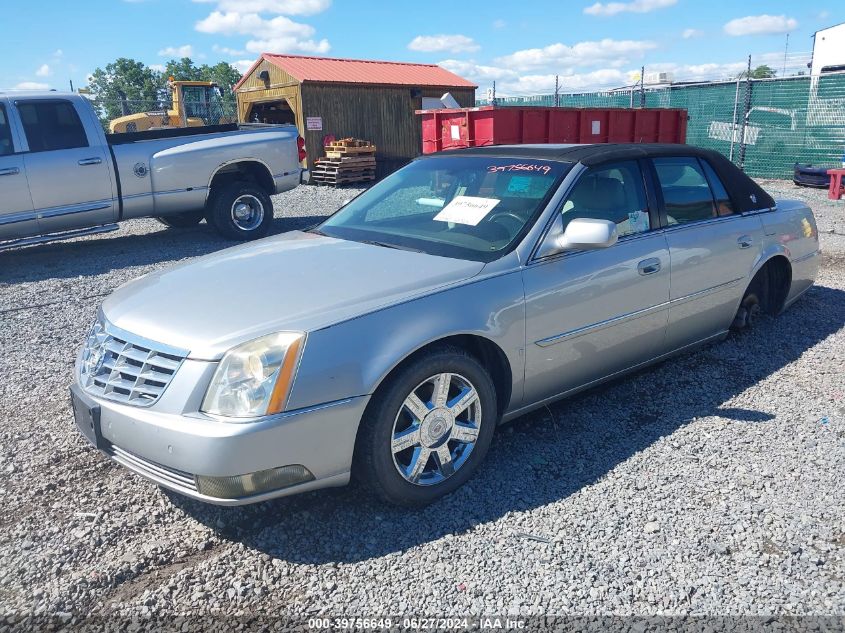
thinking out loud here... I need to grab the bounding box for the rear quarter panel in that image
[759,199,820,305]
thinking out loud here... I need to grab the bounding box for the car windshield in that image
[317,156,571,262]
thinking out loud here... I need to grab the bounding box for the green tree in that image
[163,58,242,106]
[163,57,202,81]
[738,65,777,79]
[87,58,166,126]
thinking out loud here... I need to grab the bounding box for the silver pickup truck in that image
[0,92,305,250]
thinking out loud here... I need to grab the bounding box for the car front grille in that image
[79,318,187,407]
[104,442,198,493]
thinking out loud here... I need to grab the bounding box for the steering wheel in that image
[485,210,525,236]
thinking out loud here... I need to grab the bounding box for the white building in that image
[810,22,845,76]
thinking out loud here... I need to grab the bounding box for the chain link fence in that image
[490,73,845,180]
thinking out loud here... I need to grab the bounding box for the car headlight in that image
[201,332,304,419]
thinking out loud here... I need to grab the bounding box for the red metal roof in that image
[233,53,478,91]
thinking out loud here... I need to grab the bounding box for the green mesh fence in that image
[495,74,845,179]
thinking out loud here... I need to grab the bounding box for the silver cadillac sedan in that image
[71,144,819,506]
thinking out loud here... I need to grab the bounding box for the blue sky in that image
[1,0,839,95]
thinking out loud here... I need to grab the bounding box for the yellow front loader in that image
[109,79,233,134]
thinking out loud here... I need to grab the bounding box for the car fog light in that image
[195,465,314,499]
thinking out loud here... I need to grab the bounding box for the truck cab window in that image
[0,105,13,156]
[17,101,88,152]
[561,161,651,237]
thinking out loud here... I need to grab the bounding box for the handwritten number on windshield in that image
[487,164,552,175]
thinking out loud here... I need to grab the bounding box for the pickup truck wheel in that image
[354,347,497,507]
[156,211,205,228]
[207,182,274,241]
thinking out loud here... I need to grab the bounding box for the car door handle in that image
[638,258,661,275]
[0,167,19,176]
[737,235,753,249]
[78,157,102,166]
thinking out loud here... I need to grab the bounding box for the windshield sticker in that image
[434,196,501,226]
[488,163,552,175]
[507,176,532,193]
[627,209,650,233]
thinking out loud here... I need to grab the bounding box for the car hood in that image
[102,231,485,359]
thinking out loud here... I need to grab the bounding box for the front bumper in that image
[72,376,369,506]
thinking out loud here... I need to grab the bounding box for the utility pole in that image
[639,65,645,108]
[782,33,789,76]
[554,75,560,107]
[739,55,752,170]
[492,81,497,106]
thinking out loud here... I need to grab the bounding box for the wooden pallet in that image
[313,165,375,176]
[325,146,376,158]
[313,175,376,186]
[327,138,374,148]
[315,156,376,168]
[313,168,375,178]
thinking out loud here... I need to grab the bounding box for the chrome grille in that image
[79,318,186,407]
[104,442,198,492]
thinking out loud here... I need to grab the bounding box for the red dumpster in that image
[417,105,688,154]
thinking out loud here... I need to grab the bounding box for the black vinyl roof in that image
[429,143,717,165]
[427,143,776,214]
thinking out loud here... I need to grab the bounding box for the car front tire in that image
[206,182,274,241]
[354,346,497,507]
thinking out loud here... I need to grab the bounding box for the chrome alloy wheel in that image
[230,194,265,231]
[391,372,482,486]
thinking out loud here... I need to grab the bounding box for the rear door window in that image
[699,159,734,216]
[16,100,88,152]
[561,160,651,237]
[653,157,716,225]
[0,105,13,156]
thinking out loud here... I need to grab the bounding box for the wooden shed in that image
[233,53,477,176]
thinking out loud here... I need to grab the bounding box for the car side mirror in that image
[537,216,618,258]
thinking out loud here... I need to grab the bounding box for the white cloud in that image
[193,0,331,15]
[36,64,51,77]
[723,15,797,36]
[149,64,167,72]
[584,0,676,16]
[196,11,330,54]
[492,19,506,29]
[232,59,254,73]
[244,37,330,54]
[682,28,703,39]
[14,81,49,90]
[495,38,657,72]
[158,44,195,57]
[408,34,479,54]
[52,49,63,58]
[213,43,246,56]
[438,59,517,83]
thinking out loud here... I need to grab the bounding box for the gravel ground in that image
[0,181,843,629]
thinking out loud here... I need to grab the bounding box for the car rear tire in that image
[206,182,274,241]
[354,346,497,507]
[156,210,205,228]
[731,281,763,331]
